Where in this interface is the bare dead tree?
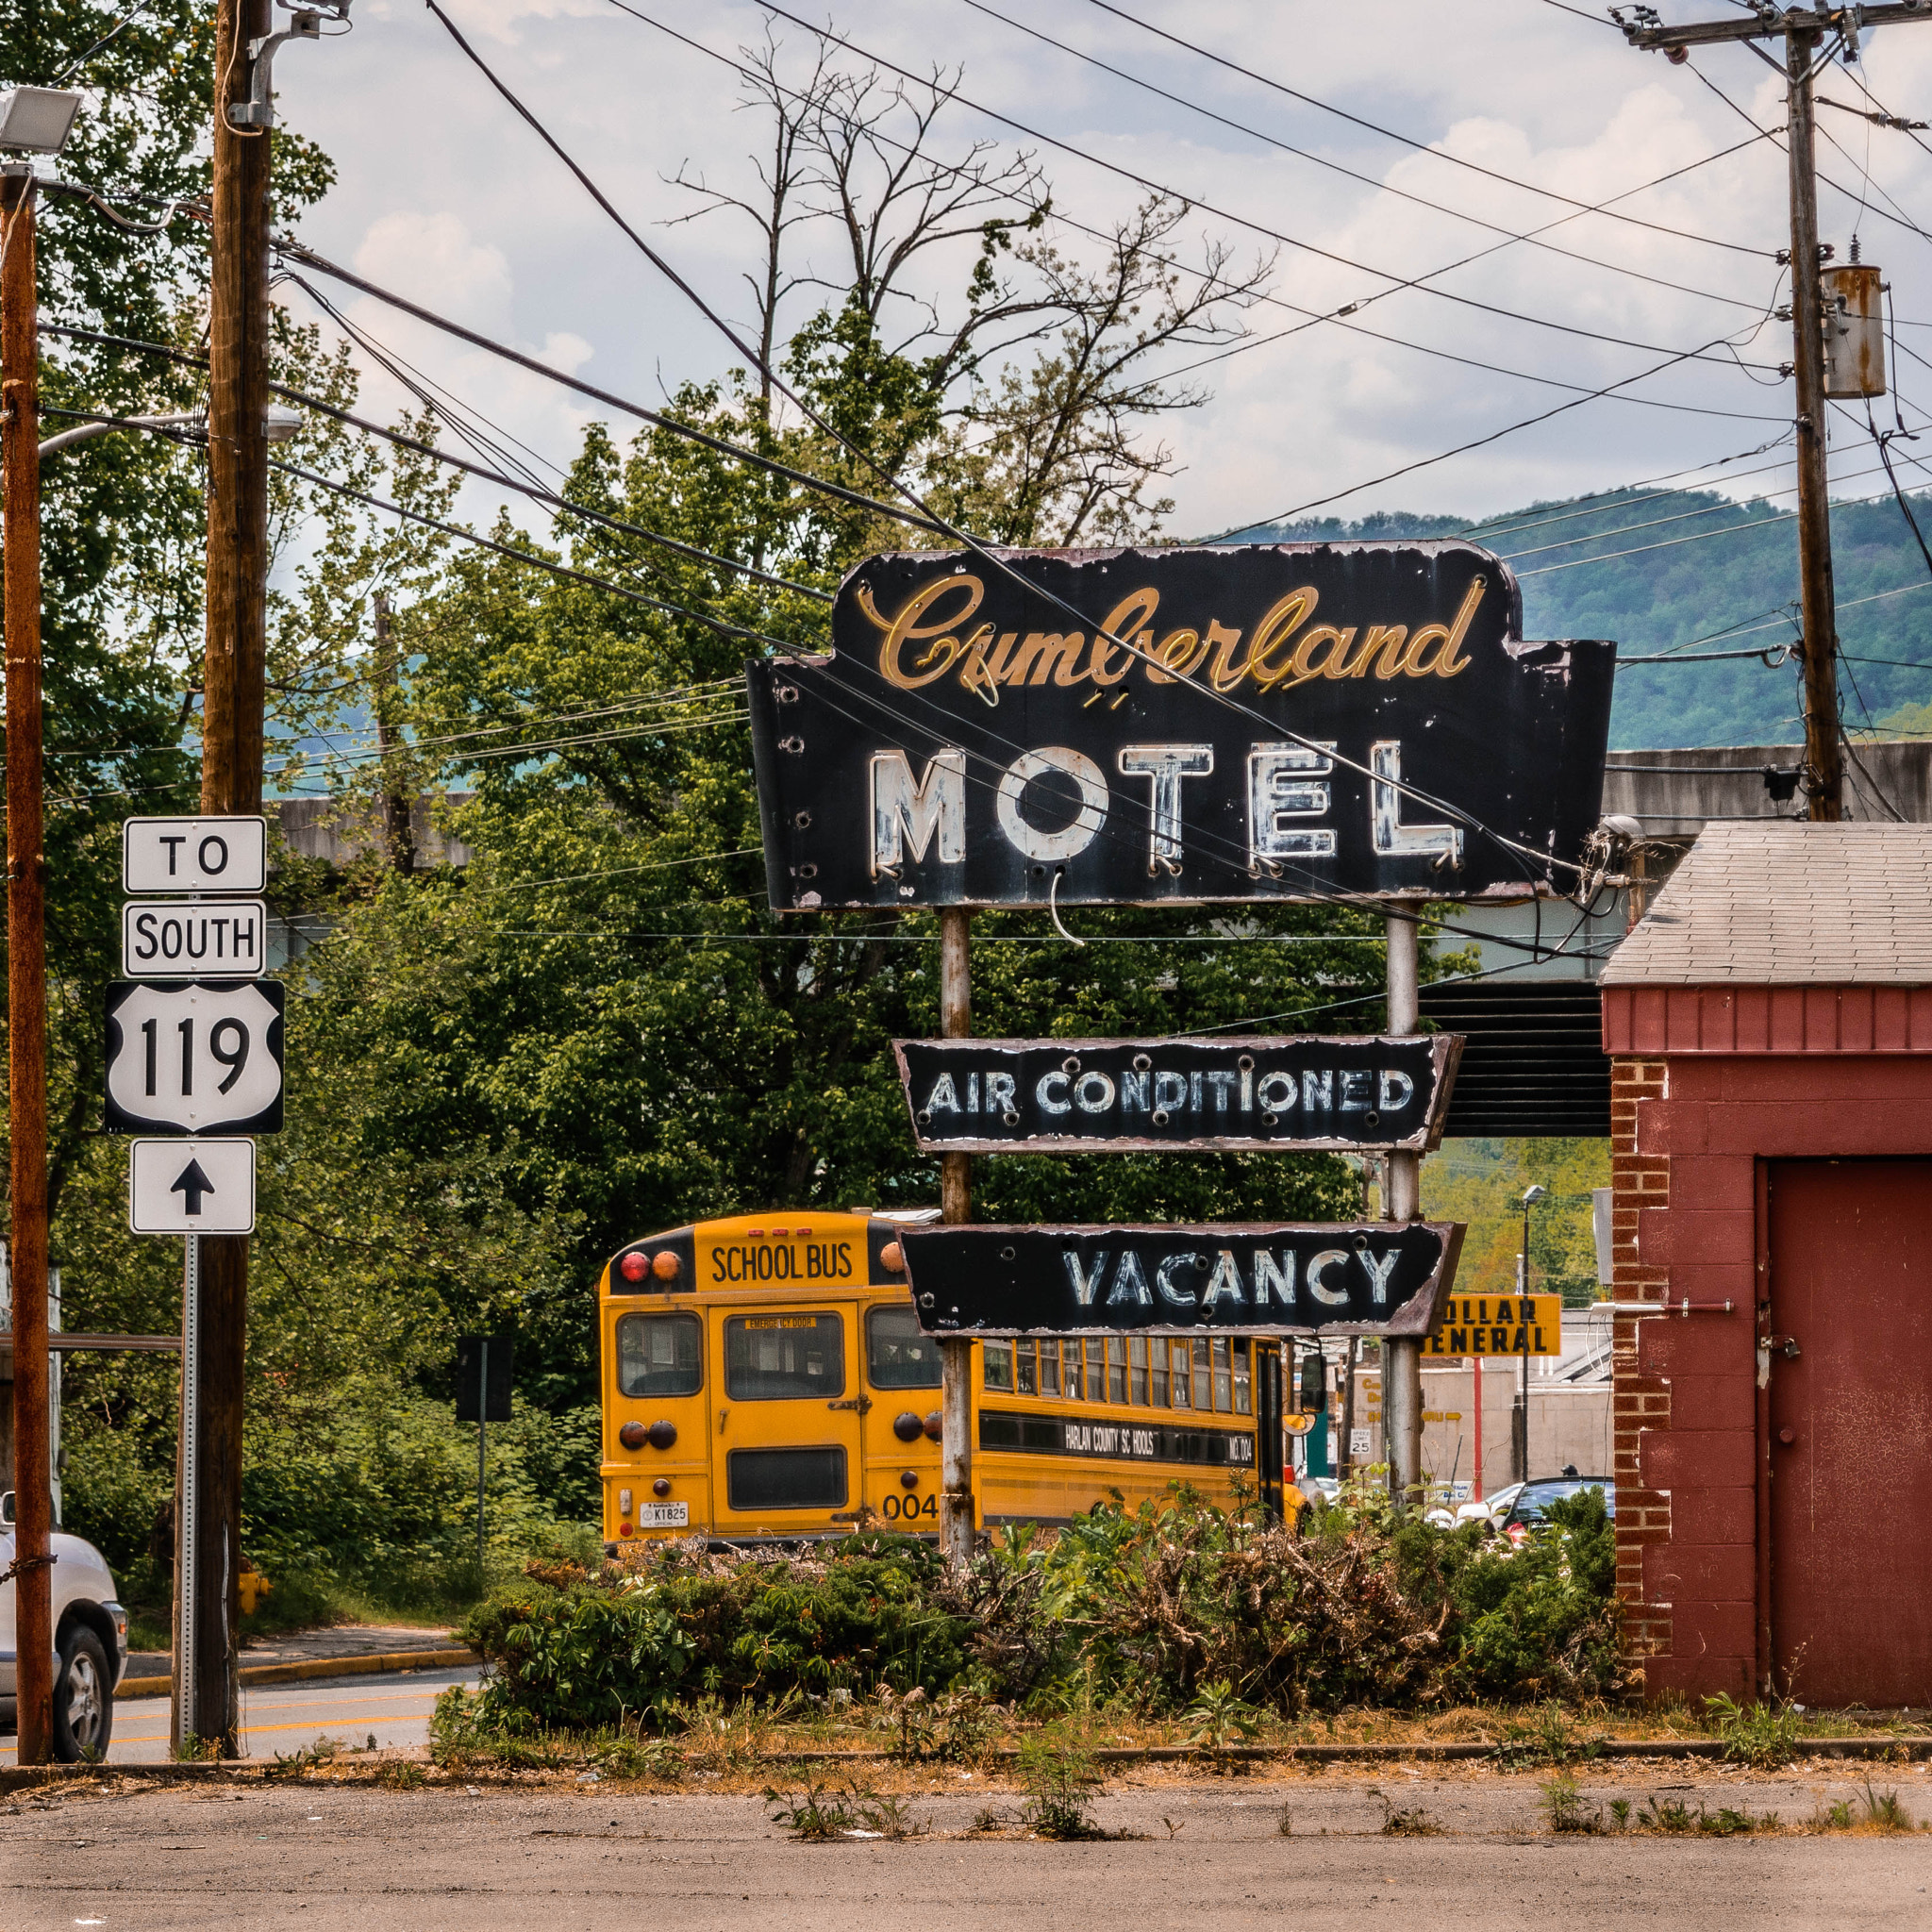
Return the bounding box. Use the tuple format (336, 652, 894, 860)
(663, 36, 1274, 544)
(665, 31, 842, 407)
(798, 63, 1049, 352)
(943, 200, 1274, 546)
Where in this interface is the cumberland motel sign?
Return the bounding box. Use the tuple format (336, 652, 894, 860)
(747, 544, 1615, 908)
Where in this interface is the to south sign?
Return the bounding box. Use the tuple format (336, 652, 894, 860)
(900, 1223, 1464, 1339)
(893, 1034, 1460, 1153)
(746, 543, 1613, 909)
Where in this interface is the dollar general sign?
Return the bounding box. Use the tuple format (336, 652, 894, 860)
(1423, 1292, 1562, 1359)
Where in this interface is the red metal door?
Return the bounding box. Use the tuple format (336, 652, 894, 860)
(1768, 1158, 1932, 1708)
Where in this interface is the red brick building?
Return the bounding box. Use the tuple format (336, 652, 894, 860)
(1600, 823, 1932, 1707)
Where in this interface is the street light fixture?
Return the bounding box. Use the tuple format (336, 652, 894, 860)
(0, 89, 82, 157)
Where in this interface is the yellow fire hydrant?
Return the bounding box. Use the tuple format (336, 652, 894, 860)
(238, 1563, 273, 1617)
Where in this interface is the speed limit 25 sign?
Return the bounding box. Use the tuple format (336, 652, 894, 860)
(104, 980, 285, 1134)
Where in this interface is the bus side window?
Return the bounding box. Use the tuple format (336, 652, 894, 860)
(866, 1306, 941, 1390)
(1016, 1340, 1037, 1395)
(1084, 1340, 1105, 1405)
(1171, 1341, 1191, 1409)
(1232, 1340, 1253, 1415)
(1041, 1339, 1061, 1398)
(617, 1311, 703, 1397)
(1106, 1336, 1126, 1406)
(984, 1341, 1014, 1392)
(1192, 1341, 1213, 1413)
(1151, 1339, 1169, 1408)
(1211, 1337, 1232, 1413)
(1129, 1335, 1148, 1406)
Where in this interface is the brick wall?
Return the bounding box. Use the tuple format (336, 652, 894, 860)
(1603, 991, 1932, 1705)
(1609, 1059, 1673, 1680)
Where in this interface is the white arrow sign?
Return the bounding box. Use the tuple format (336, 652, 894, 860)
(128, 1138, 257, 1234)
(122, 900, 269, 978)
(105, 980, 285, 1134)
(124, 815, 267, 894)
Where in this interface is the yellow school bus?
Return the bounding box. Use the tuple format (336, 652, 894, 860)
(598, 1209, 1289, 1545)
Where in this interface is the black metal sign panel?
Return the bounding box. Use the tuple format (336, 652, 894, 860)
(901, 1222, 1462, 1338)
(979, 1408, 1256, 1470)
(892, 1033, 1460, 1154)
(747, 543, 1613, 909)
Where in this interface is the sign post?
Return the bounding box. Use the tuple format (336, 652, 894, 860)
(455, 1336, 513, 1577)
(115, 813, 274, 1758)
(1383, 912, 1424, 1511)
(937, 908, 974, 1569)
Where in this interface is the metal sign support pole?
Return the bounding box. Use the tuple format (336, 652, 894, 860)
(172, 1231, 200, 1756)
(475, 1338, 488, 1575)
(937, 906, 974, 1568)
(1382, 912, 1424, 1513)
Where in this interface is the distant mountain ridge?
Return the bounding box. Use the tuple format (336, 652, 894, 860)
(1221, 489, 1932, 750)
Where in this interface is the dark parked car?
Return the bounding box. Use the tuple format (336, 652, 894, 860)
(1502, 1474, 1614, 1546)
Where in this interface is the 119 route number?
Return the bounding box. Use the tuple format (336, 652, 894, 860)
(105, 980, 285, 1135)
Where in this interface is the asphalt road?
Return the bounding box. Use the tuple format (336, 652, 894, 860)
(0, 1665, 477, 1766)
(5, 1775, 1932, 1930)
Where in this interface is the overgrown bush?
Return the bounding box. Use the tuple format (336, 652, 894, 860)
(463, 1534, 974, 1733)
(460, 1484, 1626, 1735)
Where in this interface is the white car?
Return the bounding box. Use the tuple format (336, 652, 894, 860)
(1454, 1481, 1525, 1529)
(1, 1501, 128, 1762)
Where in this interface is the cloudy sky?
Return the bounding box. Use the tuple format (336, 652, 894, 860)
(268, 0, 1932, 541)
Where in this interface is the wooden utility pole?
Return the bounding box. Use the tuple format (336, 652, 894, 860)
(191, 0, 275, 1756)
(937, 906, 974, 1566)
(1616, 7, 1932, 819)
(373, 592, 414, 872)
(2, 161, 54, 1766)
(1784, 26, 1842, 822)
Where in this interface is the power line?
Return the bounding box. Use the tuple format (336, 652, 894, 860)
(962, 0, 1776, 316)
(618, 3, 1790, 436)
(749, 1, 1789, 374)
(1079, 0, 1771, 258)
(268, 453, 808, 648)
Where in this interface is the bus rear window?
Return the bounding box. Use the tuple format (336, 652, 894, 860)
(616, 1312, 702, 1397)
(725, 1312, 845, 1399)
(866, 1306, 941, 1389)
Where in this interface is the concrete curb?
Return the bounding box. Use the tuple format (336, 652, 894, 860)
(115, 1647, 476, 1702)
(9, 1734, 1929, 1792)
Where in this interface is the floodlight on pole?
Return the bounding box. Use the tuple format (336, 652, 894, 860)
(0, 89, 82, 158)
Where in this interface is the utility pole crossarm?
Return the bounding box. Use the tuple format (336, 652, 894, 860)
(1616, 5, 1932, 50)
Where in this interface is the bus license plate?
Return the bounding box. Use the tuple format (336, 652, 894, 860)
(636, 1502, 689, 1527)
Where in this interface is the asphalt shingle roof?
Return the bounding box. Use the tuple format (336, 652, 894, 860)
(1601, 822, 1932, 986)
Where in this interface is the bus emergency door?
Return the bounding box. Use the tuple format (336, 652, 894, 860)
(707, 1301, 862, 1534)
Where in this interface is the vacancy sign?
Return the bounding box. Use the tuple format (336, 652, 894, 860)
(128, 1138, 257, 1234)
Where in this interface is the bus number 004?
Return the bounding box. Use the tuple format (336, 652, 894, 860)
(877, 1491, 937, 1522)
(141, 1015, 250, 1097)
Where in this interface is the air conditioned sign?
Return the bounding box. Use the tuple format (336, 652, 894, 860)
(747, 543, 1613, 908)
(892, 1033, 1459, 1153)
(901, 1222, 1463, 1338)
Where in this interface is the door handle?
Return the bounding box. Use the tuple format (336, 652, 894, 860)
(827, 1394, 873, 1415)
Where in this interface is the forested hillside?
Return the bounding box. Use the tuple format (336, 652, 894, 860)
(1231, 485, 1932, 749)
